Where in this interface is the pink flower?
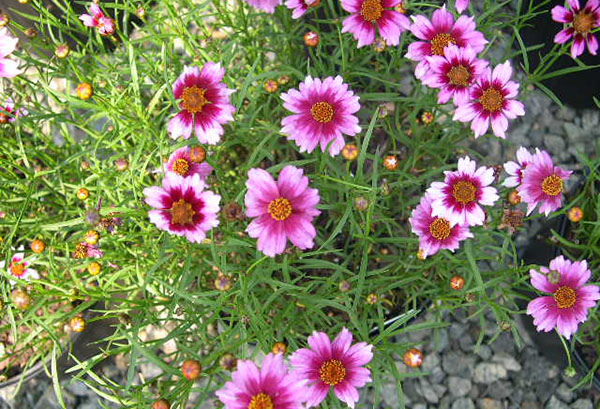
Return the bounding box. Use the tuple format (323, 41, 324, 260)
(502, 146, 537, 188)
(453, 61, 525, 138)
(0, 250, 38, 286)
(552, 0, 600, 59)
(409, 193, 474, 258)
(242, 0, 281, 13)
(244, 166, 320, 257)
(527, 256, 600, 339)
(2, 98, 28, 122)
(285, 0, 320, 19)
(422, 44, 488, 105)
(405, 5, 487, 79)
(341, 0, 410, 48)
(281, 76, 361, 156)
(455, 0, 469, 13)
(143, 173, 221, 243)
(168, 63, 235, 145)
(164, 147, 213, 180)
(216, 353, 307, 409)
(79, 3, 115, 36)
(289, 327, 373, 408)
(427, 156, 499, 227)
(0, 28, 21, 78)
(517, 150, 572, 216)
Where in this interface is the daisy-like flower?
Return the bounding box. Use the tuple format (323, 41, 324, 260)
(340, 0, 411, 48)
(552, 0, 600, 59)
(289, 327, 373, 408)
(405, 5, 487, 79)
(242, 0, 282, 13)
(422, 44, 488, 105)
(527, 256, 600, 339)
(455, 0, 469, 13)
(143, 173, 221, 243)
(0, 251, 39, 286)
(164, 147, 213, 180)
(286, 0, 320, 19)
(427, 156, 499, 226)
(245, 166, 320, 257)
(79, 2, 115, 36)
(502, 146, 537, 188)
(409, 193, 474, 258)
(1, 98, 28, 123)
(281, 76, 361, 156)
(517, 150, 572, 216)
(168, 63, 235, 145)
(216, 353, 306, 409)
(0, 28, 21, 78)
(453, 61, 525, 138)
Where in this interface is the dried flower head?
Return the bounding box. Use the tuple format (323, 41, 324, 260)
(365, 293, 378, 304)
(271, 342, 287, 354)
(339, 280, 351, 292)
(222, 202, 244, 221)
(372, 38, 387, 52)
(115, 158, 129, 171)
(383, 155, 398, 171)
(354, 196, 369, 211)
(403, 348, 424, 368)
(214, 274, 232, 291)
(449, 275, 465, 290)
(508, 190, 521, 205)
(76, 83, 93, 100)
(189, 146, 207, 163)
(303, 31, 319, 47)
(11, 289, 30, 310)
(30, 239, 45, 254)
(70, 316, 86, 332)
(181, 359, 202, 381)
(278, 75, 290, 85)
(498, 208, 524, 234)
(77, 188, 89, 200)
(341, 143, 359, 161)
(219, 353, 237, 371)
(264, 79, 278, 93)
(568, 206, 583, 222)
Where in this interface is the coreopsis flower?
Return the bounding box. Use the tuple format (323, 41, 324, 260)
(216, 353, 306, 409)
(341, 0, 411, 48)
(79, 3, 115, 36)
(168, 63, 235, 145)
(143, 173, 221, 243)
(427, 156, 499, 226)
(286, 0, 320, 19)
(517, 150, 572, 216)
(552, 0, 600, 58)
(164, 147, 213, 179)
(1, 250, 38, 285)
(244, 166, 320, 257)
(0, 28, 21, 78)
(455, 0, 469, 13)
(527, 256, 600, 338)
(453, 61, 525, 138)
(242, 0, 281, 13)
(422, 44, 488, 105)
(280, 76, 361, 156)
(409, 193, 473, 258)
(0, 98, 28, 123)
(502, 146, 537, 188)
(289, 327, 373, 408)
(405, 5, 487, 79)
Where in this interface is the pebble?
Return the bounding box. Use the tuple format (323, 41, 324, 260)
(476, 345, 492, 361)
(521, 401, 541, 409)
(448, 376, 472, 397)
(492, 353, 522, 372)
(553, 383, 573, 403)
(570, 399, 594, 409)
(544, 396, 569, 409)
(477, 398, 503, 409)
(474, 363, 508, 384)
(413, 404, 428, 409)
(485, 380, 513, 400)
(452, 397, 476, 409)
(543, 134, 566, 154)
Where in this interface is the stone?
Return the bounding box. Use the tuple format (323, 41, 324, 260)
(489, 333, 516, 355)
(449, 322, 468, 340)
(65, 380, 89, 397)
(508, 122, 532, 146)
(492, 353, 522, 372)
(563, 123, 586, 142)
(476, 345, 492, 361)
(419, 378, 440, 404)
(380, 379, 400, 407)
(421, 352, 440, 372)
(433, 384, 447, 399)
(554, 383, 573, 403)
(430, 328, 449, 352)
(570, 399, 593, 409)
(533, 380, 559, 404)
(452, 397, 475, 409)
(473, 363, 507, 384)
(439, 396, 452, 409)
(544, 396, 569, 409)
(543, 134, 566, 155)
(459, 333, 475, 352)
(443, 351, 474, 377)
(581, 109, 600, 131)
(448, 376, 472, 397)
(556, 106, 576, 121)
(485, 380, 512, 400)
(429, 366, 446, 384)
(402, 379, 422, 403)
(413, 404, 428, 409)
(477, 398, 503, 409)
(521, 402, 541, 409)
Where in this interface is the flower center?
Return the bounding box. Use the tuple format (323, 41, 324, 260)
(480, 88, 504, 113)
(310, 102, 334, 123)
(172, 158, 190, 176)
(447, 65, 471, 87)
(554, 286, 576, 309)
(360, 0, 383, 22)
(267, 198, 292, 221)
(170, 199, 196, 225)
(248, 393, 273, 409)
(429, 218, 451, 241)
(430, 33, 457, 56)
(181, 86, 208, 114)
(452, 180, 477, 205)
(541, 174, 563, 196)
(10, 262, 25, 277)
(319, 359, 346, 386)
(573, 12, 594, 34)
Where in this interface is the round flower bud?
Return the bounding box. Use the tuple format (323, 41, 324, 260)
(87, 262, 101, 276)
(449, 275, 464, 290)
(24, 28, 37, 38)
(271, 342, 286, 354)
(70, 316, 86, 332)
(80, 161, 90, 170)
(84, 230, 99, 245)
(403, 348, 423, 368)
(277, 75, 290, 85)
(420, 111, 434, 124)
(339, 280, 350, 292)
(372, 38, 386, 53)
(189, 146, 206, 163)
(152, 399, 170, 409)
(383, 155, 398, 171)
(214, 274, 232, 291)
(568, 206, 583, 223)
(18, 0, 30, 4)
(11, 289, 30, 310)
(354, 196, 369, 212)
(30, 239, 45, 254)
(76, 83, 93, 100)
(508, 190, 521, 205)
(365, 293, 378, 304)
(0, 13, 10, 27)
(465, 293, 476, 302)
(115, 158, 129, 171)
(303, 31, 319, 47)
(181, 359, 202, 380)
(219, 353, 237, 370)
(223, 202, 243, 221)
(77, 188, 89, 200)
(135, 7, 146, 19)
(263, 80, 278, 93)
(341, 143, 358, 161)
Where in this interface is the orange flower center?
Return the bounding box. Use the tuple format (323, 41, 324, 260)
(319, 359, 346, 386)
(480, 88, 504, 113)
(267, 198, 292, 221)
(429, 217, 451, 241)
(573, 11, 594, 34)
(182, 86, 208, 114)
(360, 0, 383, 22)
(541, 174, 563, 196)
(10, 262, 26, 277)
(172, 158, 190, 176)
(554, 286, 576, 309)
(452, 180, 477, 205)
(170, 199, 195, 225)
(430, 33, 457, 56)
(447, 65, 470, 87)
(248, 393, 273, 409)
(310, 102, 334, 123)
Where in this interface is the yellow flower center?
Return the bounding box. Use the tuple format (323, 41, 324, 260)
(541, 174, 563, 196)
(172, 158, 190, 176)
(452, 180, 477, 205)
(429, 217, 451, 241)
(447, 65, 471, 87)
(554, 286, 576, 309)
(248, 393, 273, 409)
(430, 33, 457, 56)
(10, 262, 25, 277)
(360, 0, 383, 22)
(182, 86, 208, 114)
(480, 88, 504, 113)
(267, 198, 292, 221)
(170, 199, 196, 225)
(319, 359, 346, 386)
(310, 102, 334, 123)
(573, 11, 594, 34)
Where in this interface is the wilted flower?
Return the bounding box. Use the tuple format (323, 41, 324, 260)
(79, 2, 115, 36)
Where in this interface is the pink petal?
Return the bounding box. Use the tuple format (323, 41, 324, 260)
(551, 6, 573, 23)
(554, 28, 573, 44)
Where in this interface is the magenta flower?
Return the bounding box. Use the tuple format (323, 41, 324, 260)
(2, 98, 28, 122)
(164, 147, 213, 180)
(168, 63, 235, 145)
(245, 166, 320, 257)
(427, 156, 499, 227)
(242, 0, 281, 13)
(405, 5, 487, 79)
(281, 76, 361, 156)
(340, 0, 410, 48)
(455, 0, 469, 13)
(502, 146, 537, 188)
(285, 0, 320, 19)
(422, 44, 488, 105)
(517, 150, 572, 216)
(552, 0, 600, 58)
(215, 353, 307, 409)
(79, 3, 115, 36)
(409, 193, 474, 258)
(527, 256, 600, 339)
(289, 327, 373, 408)
(0, 250, 38, 286)
(453, 61, 525, 138)
(143, 173, 221, 243)
(0, 28, 21, 78)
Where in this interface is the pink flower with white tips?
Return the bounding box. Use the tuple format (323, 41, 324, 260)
(285, 0, 320, 19)
(453, 61, 525, 138)
(0, 250, 39, 286)
(405, 5, 487, 79)
(552, 0, 600, 59)
(79, 3, 115, 36)
(455, 0, 469, 13)
(164, 147, 213, 180)
(502, 146, 537, 188)
(0, 28, 21, 78)
(427, 156, 499, 227)
(2, 98, 28, 122)
(341, 0, 411, 48)
(242, 0, 281, 13)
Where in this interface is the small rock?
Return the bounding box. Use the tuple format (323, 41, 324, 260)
(492, 353, 522, 372)
(65, 381, 89, 397)
(521, 402, 541, 409)
(485, 380, 512, 400)
(413, 404, 428, 409)
(422, 353, 440, 372)
(429, 366, 446, 384)
(474, 363, 508, 384)
(476, 345, 492, 361)
(563, 123, 586, 142)
(477, 398, 503, 409)
(433, 384, 447, 399)
(459, 333, 475, 352)
(403, 379, 422, 402)
(556, 106, 576, 121)
(449, 323, 468, 340)
(443, 352, 474, 377)
(554, 383, 573, 403)
(452, 397, 475, 409)
(533, 380, 559, 404)
(419, 378, 440, 404)
(489, 333, 515, 355)
(439, 396, 452, 409)
(544, 396, 569, 409)
(543, 134, 566, 155)
(448, 376, 472, 397)
(570, 399, 593, 409)
(581, 109, 599, 131)
(430, 328, 449, 352)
